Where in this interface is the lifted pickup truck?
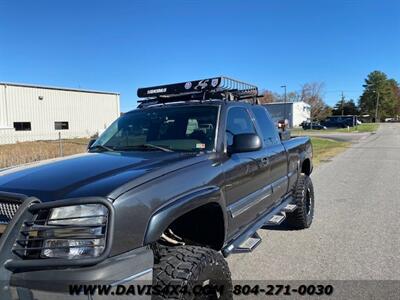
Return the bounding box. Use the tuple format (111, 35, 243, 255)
(0, 77, 314, 299)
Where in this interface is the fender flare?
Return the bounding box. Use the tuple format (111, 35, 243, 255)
(143, 186, 227, 245)
(299, 143, 313, 175)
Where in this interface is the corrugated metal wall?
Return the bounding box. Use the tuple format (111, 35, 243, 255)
(0, 83, 120, 144)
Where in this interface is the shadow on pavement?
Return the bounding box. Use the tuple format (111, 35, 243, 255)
(261, 224, 302, 231)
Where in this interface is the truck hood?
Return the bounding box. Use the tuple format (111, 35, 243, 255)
(0, 151, 205, 202)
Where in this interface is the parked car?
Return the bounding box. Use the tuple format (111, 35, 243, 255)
(0, 77, 314, 299)
(322, 115, 359, 127)
(384, 118, 400, 123)
(321, 119, 348, 128)
(302, 122, 327, 130)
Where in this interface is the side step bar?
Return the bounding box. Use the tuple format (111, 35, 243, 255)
(267, 214, 286, 225)
(267, 204, 297, 225)
(230, 232, 261, 254)
(283, 204, 297, 212)
(222, 196, 296, 257)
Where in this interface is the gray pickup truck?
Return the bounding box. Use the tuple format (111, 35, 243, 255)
(0, 77, 314, 299)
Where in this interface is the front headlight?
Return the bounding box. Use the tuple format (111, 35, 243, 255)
(47, 204, 108, 226)
(40, 204, 108, 259)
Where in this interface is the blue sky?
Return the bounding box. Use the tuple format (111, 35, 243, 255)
(1, 0, 399, 112)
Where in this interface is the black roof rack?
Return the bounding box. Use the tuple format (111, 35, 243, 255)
(137, 76, 260, 107)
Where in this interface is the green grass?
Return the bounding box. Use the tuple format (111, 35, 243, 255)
(292, 123, 379, 135)
(335, 123, 379, 133)
(311, 137, 350, 165)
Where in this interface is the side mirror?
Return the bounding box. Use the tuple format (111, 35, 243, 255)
(228, 133, 261, 154)
(277, 119, 289, 131)
(87, 139, 96, 150)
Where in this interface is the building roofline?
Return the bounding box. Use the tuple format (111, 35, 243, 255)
(263, 101, 310, 105)
(0, 82, 120, 95)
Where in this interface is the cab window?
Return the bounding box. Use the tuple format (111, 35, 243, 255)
(226, 107, 256, 147)
(251, 106, 280, 146)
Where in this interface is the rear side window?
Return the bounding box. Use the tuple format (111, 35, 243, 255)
(251, 106, 280, 146)
(226, 107, 255, 146)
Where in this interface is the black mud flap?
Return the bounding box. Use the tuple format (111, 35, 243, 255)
(0, 197, 40, 300)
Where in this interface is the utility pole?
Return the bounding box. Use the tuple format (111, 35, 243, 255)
(341, 91, 345, 116)
(368, 83, 380, 123)
(281, 85, 287, 122)
(375, 91, 380, 123)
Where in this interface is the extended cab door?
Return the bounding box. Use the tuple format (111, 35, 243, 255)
(223, 106, 272, 235)
(250, 106, 289, 206)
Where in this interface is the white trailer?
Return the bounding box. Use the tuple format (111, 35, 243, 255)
(264, 101, 311, 128)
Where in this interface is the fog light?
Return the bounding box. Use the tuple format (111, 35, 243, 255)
(42, 239, 105, 259)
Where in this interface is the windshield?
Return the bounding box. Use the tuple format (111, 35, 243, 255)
(92, 105, 219, 152)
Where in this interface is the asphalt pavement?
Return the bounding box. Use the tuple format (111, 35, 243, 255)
(228, 123, 400, 280)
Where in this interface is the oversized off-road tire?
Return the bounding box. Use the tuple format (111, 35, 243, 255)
(285, 173, 314, 229)
(152, 245, 233, 300)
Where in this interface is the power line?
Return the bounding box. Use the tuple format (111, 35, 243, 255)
(324, 89, 364, 93)
(263, 88, 364, 94)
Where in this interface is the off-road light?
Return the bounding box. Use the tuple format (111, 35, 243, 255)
(42, 238, 104, 259)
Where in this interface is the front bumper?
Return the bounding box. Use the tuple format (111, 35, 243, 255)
(8, 247, 153, 300)
(0, 194, 153, 300)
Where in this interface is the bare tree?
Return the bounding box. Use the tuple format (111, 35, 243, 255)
(259, 90, 279, 104)
(300, 82, 331, 120)
(259, 83, 331, 120)
(286, 91, 301, 102)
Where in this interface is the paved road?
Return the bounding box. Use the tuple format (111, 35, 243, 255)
(228, 123, 400, 280)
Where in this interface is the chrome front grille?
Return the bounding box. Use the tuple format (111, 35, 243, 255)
(0, 201, 20, 224)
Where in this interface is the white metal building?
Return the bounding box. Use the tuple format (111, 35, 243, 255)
(0, 83, 120, 144)
(264, 101, 311, 128)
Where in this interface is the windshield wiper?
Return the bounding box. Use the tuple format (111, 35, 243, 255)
(89, 144, 115, 152)
(115, 144, 174, 152)
(114, 144, 174, 152)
